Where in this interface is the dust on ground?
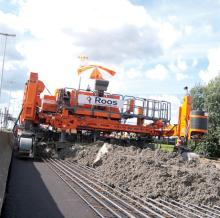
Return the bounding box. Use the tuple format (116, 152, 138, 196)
(61, 142, 220, 206)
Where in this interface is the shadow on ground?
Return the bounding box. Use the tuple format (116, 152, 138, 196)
(1, 157, 65, 218)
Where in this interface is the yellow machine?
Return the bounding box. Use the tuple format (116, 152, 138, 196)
(176, 93, 208, 140)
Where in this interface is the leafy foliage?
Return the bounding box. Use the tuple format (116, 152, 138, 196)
(190, 76, 220, 157)
(190, 84, 205, 110)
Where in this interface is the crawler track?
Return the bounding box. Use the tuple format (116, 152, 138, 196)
(44, 158, 220, 218)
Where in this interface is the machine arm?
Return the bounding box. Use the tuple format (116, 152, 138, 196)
(19, 72, 45, 127)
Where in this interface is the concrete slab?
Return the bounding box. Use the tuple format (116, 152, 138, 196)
(0, 131, 12, 214)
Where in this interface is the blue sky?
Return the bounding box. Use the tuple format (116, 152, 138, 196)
(0, 0, 220, 121)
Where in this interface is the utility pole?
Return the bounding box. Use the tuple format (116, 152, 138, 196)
(0, 32, 16, 101)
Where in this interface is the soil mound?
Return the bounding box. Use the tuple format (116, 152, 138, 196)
(65, 143, 220, 206)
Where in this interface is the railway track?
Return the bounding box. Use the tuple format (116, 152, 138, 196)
(44, 158, 220, 218)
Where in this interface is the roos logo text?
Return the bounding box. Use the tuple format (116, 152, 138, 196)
(94, 97, 117, 106)
(78, 94, 124, 108)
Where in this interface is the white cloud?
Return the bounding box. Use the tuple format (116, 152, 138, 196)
(0, 11, 22, 32)
(199, 47, 220, 83)
(168, 63, 177, 72)
(168, 58, 188, 81)
(126, 68, 141, 79)
(146, 64, 168, 80)
(0, 8, 27, 99)
(202, 25, 213, 35)
(184, 25, 193, 35)
(12, 0, 161, 92)
(192, 59, 198, 67)
(168, 16, 178, 23)
(177, 58, 187, 71)
(9, 0, 182, 93)
(176, 72, 187, 81)
(157, 21, 182, 49)
(0, 0, 184, 97)
(19, 0, 155, 35)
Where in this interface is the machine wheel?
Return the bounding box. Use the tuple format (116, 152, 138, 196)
(18, 136, 34, 158)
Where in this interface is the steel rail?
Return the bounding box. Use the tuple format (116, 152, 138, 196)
(63, 160, 167, 217)
(66, 160, 208, 218)
(66, 160, 99, 174)
(52, 158, 148, 218)
(200, 204, 220, 215)
(45, 159, 125, 218)
(64, 160, 175, 218)
(174, 200, 213, 218)
(43, 159, 105, 218)
(114, 187, 176, 218)
(45, 159, 124, 218)
(177, 200, 220, 217)
(145, 197, 188, 218)
(49, 159, 145, 218)
(66, 160, 202, 218)
(214, 205, 220, 211)
(58, 159, 220, 218)
(159, 199, 202, 218)
(53, 159, 153, 218)
(45, 158, 130, 218)
(66, 160, 220, 218)
(169, 199, 211, 218)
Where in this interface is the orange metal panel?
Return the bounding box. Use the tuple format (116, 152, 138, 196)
(190, 129, 208, 133)
(190, 115, 208, 119)
(39, 112, 163, 135)
(20, 72, 45, 124)
(41, 95, 57, 112)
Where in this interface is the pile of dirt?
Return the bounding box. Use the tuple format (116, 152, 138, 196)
(63, 141, 105, 166)
(65, 143, 220, 206)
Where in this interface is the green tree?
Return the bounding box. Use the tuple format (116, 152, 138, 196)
(190, 76, 220, 157)
(190, 84, 205, 110)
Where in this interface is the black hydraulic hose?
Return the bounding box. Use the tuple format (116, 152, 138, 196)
(45, 85, 52, 96)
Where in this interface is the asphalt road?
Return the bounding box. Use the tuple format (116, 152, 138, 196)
(1, 157, 97, 218)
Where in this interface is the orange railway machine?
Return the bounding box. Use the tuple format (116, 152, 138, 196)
(15, 68, 208, 157)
